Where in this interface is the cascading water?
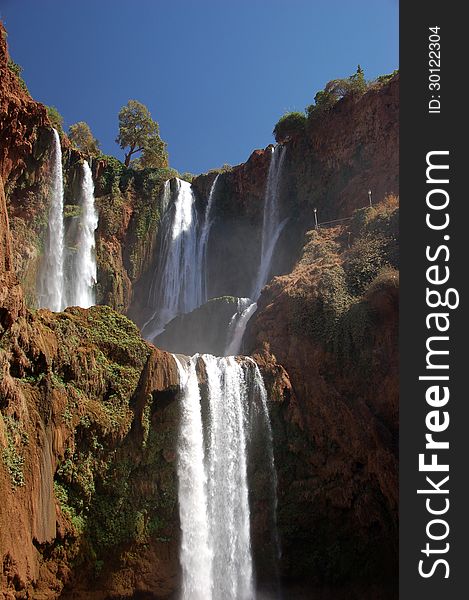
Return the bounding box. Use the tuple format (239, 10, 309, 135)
(204, 354, 254, 600)
(140, 161, 281, 597)
(38, 128, 65, 311)
(142, 179, 203, 340)
(175, 356, 213, 600)
(225, 298, 258, 356)
(252, 145, 287, 300)
(71, 160, 98, 308)
(198, 174, 219, 302)
(175, 353, 278, 600)
(225, 145, 287, 355)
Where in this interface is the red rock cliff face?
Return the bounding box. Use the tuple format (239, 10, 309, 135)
(0, 22, 61, 310)
(285, 76, 399, 222)
(0, 306, 181, 598)
(247, 199, 399, 597)
(0, 23, 30, 332)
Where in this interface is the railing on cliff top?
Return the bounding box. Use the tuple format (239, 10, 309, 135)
(314, 189, 374, 229)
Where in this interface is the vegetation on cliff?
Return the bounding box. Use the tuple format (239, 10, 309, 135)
(117, 99, 168, 168)
(290, 195, 398, 367)
(274, 65, 398, 142)
(1, 305, 179, 593)
(1, 16, 399, 597)
(69, 121, 100, 156)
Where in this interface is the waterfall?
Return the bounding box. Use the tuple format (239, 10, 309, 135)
(225, 145, 287, 355)
(204, 354, 254, 600)
(224, 298, 258, 356)
(38, 129, 65, 311)
(198, 174, 219, 302)
(143, 176, 219, 341)
(252, 145, 287, 300)
(71, 160, 98, 308)
(175, 353, 279, 599)
(175, 356, 213, 600)
(142, 179, 203, 340)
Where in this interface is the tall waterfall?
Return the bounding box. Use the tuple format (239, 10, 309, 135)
(198, 174, 219, 302)
(71, 160, 98, 308)
(225, 145, 286, 356)
(175, 356, 213, 600)
(176, 353, 277, 600)
(252, 145, 287, 300)
(142, 179, 202, 340)
(142, 176, 219, 341)
(38, 128, 65, 312)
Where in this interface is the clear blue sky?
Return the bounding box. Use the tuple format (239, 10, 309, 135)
(1, 0, 398, 174)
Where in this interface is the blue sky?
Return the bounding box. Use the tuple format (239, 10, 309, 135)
(1, 0, 398, 174)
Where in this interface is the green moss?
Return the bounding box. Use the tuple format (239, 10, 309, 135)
(1, 415, 28, 488)
(95, 155, 126, 196)
(63, 204, 82, 219)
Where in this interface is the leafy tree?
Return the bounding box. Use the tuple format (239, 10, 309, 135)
(348, 64, 367, 93)
(306, 65, 368, 118)
(46, 105, 64, 133)
(116, 100, 168, 168)
(136, 134, 168, 169)
(69, 121, 100, 155)
(273, 111, 307, 143)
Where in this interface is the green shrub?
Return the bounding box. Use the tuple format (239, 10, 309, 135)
(290, 264, 353, 344)
(366, 266, 399, 297)
(273, 111, 307, 143)
(95, 155, 126, 196)
(306, 65, 368, 119)
(46, 105, 64, 134)
(208, 163, 233, 175)
(180, 172, 195, 183)
(1, 415, 28, 488)
(7, 59, 29, 94)
(375, 69, 399, 85)
(344, 234, 389, 296)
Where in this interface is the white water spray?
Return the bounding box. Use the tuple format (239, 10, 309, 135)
(204, 354, 255, 600)
(225, 298, 258, 356)
(143, 179, 203, 340)
(175, 355, 213, 600)
(176, 354, 278, 600)
(252, 145, 287, 300)
(225, 146, 287, 355)
(143, 176, 220, 341)
(38, 129, 65, 311)
(71, 160, 98, 308)
(198, 174, 219, 302)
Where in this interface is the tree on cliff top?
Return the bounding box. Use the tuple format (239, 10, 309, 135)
(116, 100, 168, 168)
(307, 65, 368, 118)
(273, 111, 307, 143)
(69, 121, 100, 155)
